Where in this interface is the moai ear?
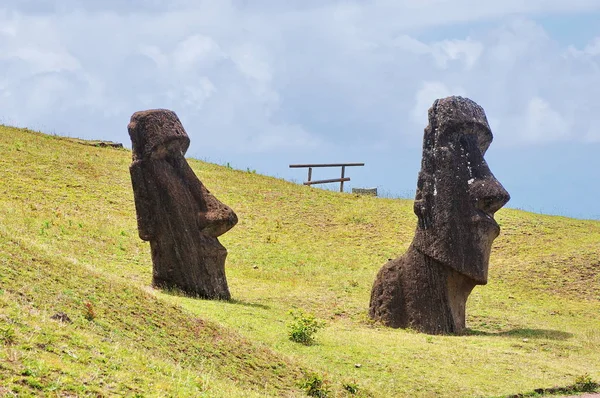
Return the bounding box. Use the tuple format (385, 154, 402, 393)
(413, 170, 434, 227)
(414, 192, 425, 220)
(129, 161, 157, 241)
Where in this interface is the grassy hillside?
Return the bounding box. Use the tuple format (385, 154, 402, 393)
(1, 125, 599, 397)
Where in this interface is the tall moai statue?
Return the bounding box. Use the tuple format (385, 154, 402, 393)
(369, 96, 510, 334)
(128, 109, 238, 299)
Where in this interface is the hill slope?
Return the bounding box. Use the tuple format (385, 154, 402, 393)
(1, 125, 599, 397)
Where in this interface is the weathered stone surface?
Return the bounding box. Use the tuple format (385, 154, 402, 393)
(128, 109, 238, 299)
(50, 312, 72, 323)
(369, 96, 510, 334)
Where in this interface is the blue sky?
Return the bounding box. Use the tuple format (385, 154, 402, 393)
(1, 1, 599, 219)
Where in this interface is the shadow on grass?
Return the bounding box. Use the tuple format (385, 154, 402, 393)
(226, 298, 270, 310)
(501, 375, 598, 398)
(158, 288, 270, 309)
(466, 328, 573, 340)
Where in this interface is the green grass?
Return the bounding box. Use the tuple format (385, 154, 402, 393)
(1, 125, 599, 397)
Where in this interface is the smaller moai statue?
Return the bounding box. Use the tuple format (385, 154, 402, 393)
(128, 109, 238, 299)
(369, 96, 510, 334)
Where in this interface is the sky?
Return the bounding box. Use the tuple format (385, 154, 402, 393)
(1, 1, 599, 219)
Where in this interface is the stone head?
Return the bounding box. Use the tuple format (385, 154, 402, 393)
(128, 109, 190, 161)
(412, 96, 510, 284)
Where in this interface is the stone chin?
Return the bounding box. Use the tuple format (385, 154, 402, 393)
(411, 215, 498, 285)
(464, 216, 500, 285)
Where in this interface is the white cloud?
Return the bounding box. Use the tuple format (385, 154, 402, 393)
(486, 19, 551, 70)
(390, 35, 430, 54)
(431, 38, 484, 70)
(583, 129, 600, 143)
(568, 36, 600, 57)
(138, 45, 168, 69)
(583, 37, 600, 56)
(170, 78, 216, 111)
(0, 21, 16, 37)
(523, 97, 570, 142)
(230, 43, 272, 84)
(389, 35, 484, 70)
(5, 47, 81, 73)
(171, 35, 225, 73)
(0, 2, 598, 154)
(243, 123, 321, 153)
(412, 81, 467, 123)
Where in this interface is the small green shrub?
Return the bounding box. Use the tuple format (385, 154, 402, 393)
(40, 220, 51, 235)
(574, 373, 598, 392)
(343, 381, 360, 394)
(1, 326, 15, 345)
(299, 373, 330, 397)
(24, 377, 44, 390)
(83, 301, 96, 321)
(288, 310, 324, 345)
(21, 368, 34, 376)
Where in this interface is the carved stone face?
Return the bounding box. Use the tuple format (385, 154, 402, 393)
(412, 96, 510, 284)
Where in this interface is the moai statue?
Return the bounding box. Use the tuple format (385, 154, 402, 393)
(369, 96, 510, 334)
(128, 109, 238, 299)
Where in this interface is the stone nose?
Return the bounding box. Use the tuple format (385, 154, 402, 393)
(469, 176, 510, 215)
